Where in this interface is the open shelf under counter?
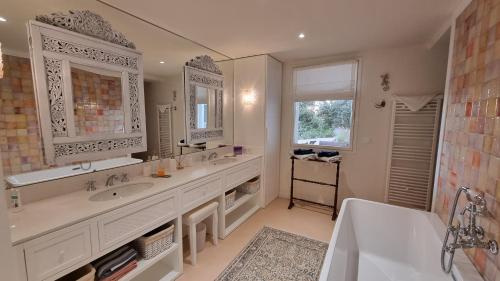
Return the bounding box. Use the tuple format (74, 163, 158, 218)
(223, 191, 261, 237)
(224, 192, 259, 215)
(120, 243, 180, 281)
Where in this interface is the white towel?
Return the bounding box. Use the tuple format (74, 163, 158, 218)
(392, 93, 440, 111)
(317, 155, 342, 163)
(289, 151, 317, 160)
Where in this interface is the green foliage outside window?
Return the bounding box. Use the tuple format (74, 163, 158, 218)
(296, 100, 352, 146)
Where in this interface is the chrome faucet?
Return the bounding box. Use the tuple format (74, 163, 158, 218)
(85, 180, 96, 192)
(441, 186, 498, 273)
(105, 174, 119, 187)
(208, 152, 218, 160)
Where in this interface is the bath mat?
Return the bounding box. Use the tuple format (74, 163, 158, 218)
(215, 227, 328, 281)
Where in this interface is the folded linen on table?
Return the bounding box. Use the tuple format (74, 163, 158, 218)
(289, 151, 317, 160)
(94, 245, 138, 279)
(293, 148, 314, 155)
(317, 155, 342, 163)
(317, 151, 339, 158)
(100, 260, 138, 281)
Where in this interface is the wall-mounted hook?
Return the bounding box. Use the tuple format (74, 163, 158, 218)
(375, 99, 386, 109)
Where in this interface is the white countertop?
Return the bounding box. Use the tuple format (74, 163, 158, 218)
(8, 154, 262, 245)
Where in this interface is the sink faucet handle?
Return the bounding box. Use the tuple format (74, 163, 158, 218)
(120, 173, 129, 182)
(85, 180, 96, 192)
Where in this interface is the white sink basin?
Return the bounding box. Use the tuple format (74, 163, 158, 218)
(210, 157, 238, 165)
(89, 182, 154, 202)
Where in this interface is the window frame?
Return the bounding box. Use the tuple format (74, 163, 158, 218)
(291, 58, 361, 151)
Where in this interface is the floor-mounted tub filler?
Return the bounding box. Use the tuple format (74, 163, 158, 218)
(319, 198, 486, 281)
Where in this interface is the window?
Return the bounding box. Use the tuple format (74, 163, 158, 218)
(293, 60, 358, 149)
(197, 104, 208, 128)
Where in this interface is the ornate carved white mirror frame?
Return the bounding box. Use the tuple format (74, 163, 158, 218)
(27, 11, 147, 165)
(184, 55, 224, 144)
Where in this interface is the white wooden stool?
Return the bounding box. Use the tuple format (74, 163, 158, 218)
(182, 201, 219, 265)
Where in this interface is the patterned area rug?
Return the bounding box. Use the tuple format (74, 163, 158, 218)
(215, 227, 328, 281)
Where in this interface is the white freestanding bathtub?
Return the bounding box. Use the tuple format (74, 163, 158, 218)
(319, 199, 483, 281)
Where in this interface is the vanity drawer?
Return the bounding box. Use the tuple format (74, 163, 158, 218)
(224, 158, 261, 190)
(97, 191, 176, 251)
(24, 224, 92, 281)
(181, 175, 222, 212)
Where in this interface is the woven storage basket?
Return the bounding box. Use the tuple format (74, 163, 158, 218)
(225, 189, 236, 209)
(237, 177, 260, 194)
(133, 224, 174, 260)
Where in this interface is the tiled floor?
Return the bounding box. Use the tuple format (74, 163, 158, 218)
(177, 198, 336, 281)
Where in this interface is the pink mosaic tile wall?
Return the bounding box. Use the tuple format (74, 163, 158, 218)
(0, 55, 47, 175)
(435, 0, 500, 279)
(71, 67, 125, 136)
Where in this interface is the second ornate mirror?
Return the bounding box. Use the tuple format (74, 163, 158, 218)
(184, 56, 224, 144)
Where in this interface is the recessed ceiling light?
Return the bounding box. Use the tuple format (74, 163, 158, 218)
(0, 17, 7, 22)
(298, 33, 305, 39)
(159, 61, 165, 64)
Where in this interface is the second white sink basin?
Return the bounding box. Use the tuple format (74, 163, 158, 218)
(210, 157, 238, 165)
(89, 182, 154, 202)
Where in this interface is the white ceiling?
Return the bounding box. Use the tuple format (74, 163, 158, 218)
(0, 0, 229, 78)
(101, 0, 460, 61)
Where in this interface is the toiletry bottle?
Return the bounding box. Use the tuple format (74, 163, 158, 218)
(151, 155, 158, 175)
(10, 189, 23, 212)
(143, 156, 152, 177)
(157, 158, 165, 177)
(169, 157, 177, 171)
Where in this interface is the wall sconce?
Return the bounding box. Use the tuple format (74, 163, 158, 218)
(242, 89, 256, 105)
(0, 42, 3, 79)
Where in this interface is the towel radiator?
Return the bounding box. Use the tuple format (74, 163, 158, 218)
(385, 97, 442, 210)
(157, 104, 174, 159)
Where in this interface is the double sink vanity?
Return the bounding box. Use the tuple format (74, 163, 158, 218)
(9, 154, 263, 281)
(1, 4, 274, 281)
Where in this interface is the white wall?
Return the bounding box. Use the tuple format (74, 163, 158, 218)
(234, 56, 267, 148)
(279, 44, 449, 205)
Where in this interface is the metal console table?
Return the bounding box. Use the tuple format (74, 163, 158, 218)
(287, 156, 341, 220)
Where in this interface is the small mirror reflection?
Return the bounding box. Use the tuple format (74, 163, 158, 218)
(71, 65, 125, 136)
(195, 86, 216, 129)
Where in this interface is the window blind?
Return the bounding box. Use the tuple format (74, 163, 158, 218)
(293, 60, 358, 101)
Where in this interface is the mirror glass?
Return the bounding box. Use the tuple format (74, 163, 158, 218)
(0, 0, 233, 186)
(195, 86, 217, 129)
(71, 65, 125, 136)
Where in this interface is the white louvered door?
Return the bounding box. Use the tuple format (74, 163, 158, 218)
(157, 105, 174, 159)
(386, 97, 442, 210)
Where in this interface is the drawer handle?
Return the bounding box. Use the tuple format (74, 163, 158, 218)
(58, 250, 65, 263)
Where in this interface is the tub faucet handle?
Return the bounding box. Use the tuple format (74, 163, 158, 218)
(489, 240, 499, 255)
